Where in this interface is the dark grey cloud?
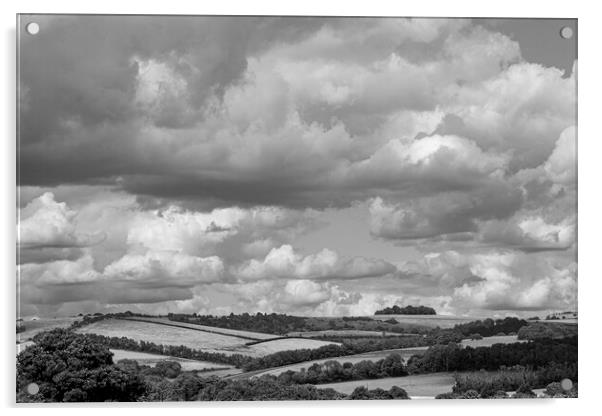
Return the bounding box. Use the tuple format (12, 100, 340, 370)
(19, 16, 569, 210)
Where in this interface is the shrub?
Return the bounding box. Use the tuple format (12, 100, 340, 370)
(544, 382, 564, 397)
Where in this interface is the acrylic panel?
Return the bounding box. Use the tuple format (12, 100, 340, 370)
(16, 15, 577, 402)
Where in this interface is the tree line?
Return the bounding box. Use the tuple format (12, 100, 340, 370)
(252, 337, 577, 387)
(406, 336, 577, 374)
(449, 363, 577, 398)
(167, 312, 429, 336)
(451, 317, 527, 338)
(517, 322, 578, 340)
(268, 353, 407, 385)
(374, 305, 436, 315)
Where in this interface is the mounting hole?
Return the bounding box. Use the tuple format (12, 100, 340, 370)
(560, 378, 573, 391)
(26, 22, 40, 35)
(560, 26, 573, 40)
(26, 382, 40, 395)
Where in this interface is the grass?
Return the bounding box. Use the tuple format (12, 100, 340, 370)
(319, 372, 456, 398)
(246, 338, 339, 356)
(131, 317, 277, 340)
(110, 349, 233, 372)
(76, 318, 248, 352)
(460, 335, 527, 348)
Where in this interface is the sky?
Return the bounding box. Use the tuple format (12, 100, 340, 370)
(17, 16, 577, 318)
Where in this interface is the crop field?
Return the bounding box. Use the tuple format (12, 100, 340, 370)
(110, 349, 233, 372)
(460, 335, 527, 348)
(286, 330, 411, 338)
(370, 314, 480, 329)
(318, 372, 456, 398)
(243, 346, 428, 379)
(129, 317, 277, 340)
(245, 338, 339, 356)
(17, 316, 79, 342)
(76, 319, 338, 357)
(76, 318, 248, 352)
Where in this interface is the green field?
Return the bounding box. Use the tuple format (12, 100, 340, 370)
(246, 338, 339, 356)
(319, 372, 456, 398)
(130, 317, 277, 340)
(370, 315, 480, 329)
(76, 318, 248, 352)
(460, 335, 526, 348)
(110, 349, 234, 372)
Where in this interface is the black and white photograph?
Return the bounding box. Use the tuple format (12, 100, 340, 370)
(16, 14, 577, 402)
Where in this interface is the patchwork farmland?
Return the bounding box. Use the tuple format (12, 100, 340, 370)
(75, 317, 339, 357)
(231, 346, 429, 380)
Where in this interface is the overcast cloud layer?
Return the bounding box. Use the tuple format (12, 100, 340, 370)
(17, 16, 576, 318)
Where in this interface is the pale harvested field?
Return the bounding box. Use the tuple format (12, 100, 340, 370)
(127, 317, 277, 340)
(76, 319, 247, 352)
(460, 335, 527, 348)
(110, 349, 233, 372)
(370, 315, 479, 329)
(319, 372, 455, 398)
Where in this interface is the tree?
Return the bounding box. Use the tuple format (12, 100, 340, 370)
(17, 329, 146, 402)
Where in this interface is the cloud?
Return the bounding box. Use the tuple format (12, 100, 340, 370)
(18, 17, 574, 210)
(478, 214, 576, 252)
(16, 17, 577, 316)
(369, 180, 523, 241)
(438, 63, 575, 170)
(20, 255, 101, 285)
(401, 250, 577, 312)
(125, 204, 321, 263)
(545, 126, 577, 186)
(234, 244, 397, 281)
(19, 192, 105, 250)
(103, 251, 224, 285)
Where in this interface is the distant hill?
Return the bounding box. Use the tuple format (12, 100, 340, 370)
(545, 311, 577, 320)
(374, 305, 436, 315)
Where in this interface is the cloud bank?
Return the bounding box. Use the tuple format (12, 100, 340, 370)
(17, 17, 576, 317)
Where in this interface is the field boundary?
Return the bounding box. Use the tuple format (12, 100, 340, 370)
(243, 336, 292, 346)
(118, 317, 274, 342)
